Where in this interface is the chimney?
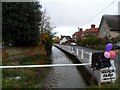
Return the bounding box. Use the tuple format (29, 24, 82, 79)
(79, 28, 83, 31)
(78, 27, 83, 31)
(91, 24, 95, 28)
(60, 35, 63, 38)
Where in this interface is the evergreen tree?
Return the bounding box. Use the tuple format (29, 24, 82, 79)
(2, 2, 42, 46)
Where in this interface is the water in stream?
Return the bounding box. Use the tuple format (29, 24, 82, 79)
(41, 46, 87, 88)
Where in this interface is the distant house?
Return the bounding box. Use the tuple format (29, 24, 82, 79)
(72, 28, 84, 42)
(59, 36, 72, 44)
(99, 15, 120, 39)
(83, 24, 99, 37)
(72, 24, 99, 42)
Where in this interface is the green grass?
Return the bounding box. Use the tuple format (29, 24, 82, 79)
(88, 74, 120, 89)
(2, 68, 43, 88)
(0, 69, 2, 88)
(2, 55, 51, 88)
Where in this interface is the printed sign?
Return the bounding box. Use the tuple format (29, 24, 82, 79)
(91, 52, 110, 70)
(100, 60, 116, 83)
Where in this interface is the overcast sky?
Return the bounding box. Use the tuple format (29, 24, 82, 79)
(40, 0, 119, 37)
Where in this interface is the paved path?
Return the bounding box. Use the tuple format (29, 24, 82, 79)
(55, 44, 103, 63)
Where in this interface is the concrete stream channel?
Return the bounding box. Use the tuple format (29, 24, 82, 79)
(41, 46, 89, 88)
(54, 45, 98, 84)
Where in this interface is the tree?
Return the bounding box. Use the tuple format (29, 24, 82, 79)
(39, 9, 56, 54)
(2, 2, 42, 46)
(39, 9, 55, 34)
(53, 36, 60, 44)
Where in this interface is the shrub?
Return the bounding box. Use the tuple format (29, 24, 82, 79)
(79, 37, 108, 50)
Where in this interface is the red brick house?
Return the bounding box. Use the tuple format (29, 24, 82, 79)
(72, 28, 84, 42)
(72, 24, 99, 42)
(84, 24, 99, 37)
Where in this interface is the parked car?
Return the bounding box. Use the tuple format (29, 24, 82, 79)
(113, 42, 120, 49)
(70, 42, 77, 46)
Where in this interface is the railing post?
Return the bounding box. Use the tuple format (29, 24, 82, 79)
(81, 50, 83, 59)
(89, 53, 92, 64)
(72, 47, 74, 53)
(77, 49, 79, 55)
(69, 46, 70, 51)
(67, 46, 68, 51)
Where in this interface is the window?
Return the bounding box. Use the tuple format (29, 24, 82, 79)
(82, 34, 84, 36)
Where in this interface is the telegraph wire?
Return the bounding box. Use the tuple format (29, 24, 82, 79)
(80, 0, 118, 26)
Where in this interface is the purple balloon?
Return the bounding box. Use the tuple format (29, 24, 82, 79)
(106, 43, 113, 51)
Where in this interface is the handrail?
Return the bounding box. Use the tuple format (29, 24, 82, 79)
(55, 45, 92, 62)
(2, 45, 92, 69)
(83, 51, 90, 55)
(0, 63, 91, 68)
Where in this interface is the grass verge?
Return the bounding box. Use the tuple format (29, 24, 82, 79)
(2, 55, 52, 88)
(88, 74, 120, 89)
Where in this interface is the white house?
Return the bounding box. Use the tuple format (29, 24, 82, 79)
(59, 37, 67, 44)
(59, 36, 71, 44)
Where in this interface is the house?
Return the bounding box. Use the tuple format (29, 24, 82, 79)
(99, 15, 120, 39)
(72, 24, 99, 42)
(59, 35, 72, 44)
(72, 28, 84, 42)
(83, 24, 99, 37)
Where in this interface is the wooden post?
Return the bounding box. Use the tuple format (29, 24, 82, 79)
(98, 82, 101, 89)
(98, 70, 101, 89)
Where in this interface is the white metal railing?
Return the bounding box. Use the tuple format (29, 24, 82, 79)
(57, 45, 92, 64)
(0, 63, 91, 69)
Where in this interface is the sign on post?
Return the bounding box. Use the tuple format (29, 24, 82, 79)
(100, 60, 116, 83)
(91, 52, 116, 83)
(91, 52, 111, 70)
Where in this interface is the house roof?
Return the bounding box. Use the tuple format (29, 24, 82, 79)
(99, 15, 120, 31)
(84, 24, 99, 33)
(72, 24, 99, 36)
(85, 28, 99, 33)
(72, 31, 83, 36)
(61, 36, 71, 41)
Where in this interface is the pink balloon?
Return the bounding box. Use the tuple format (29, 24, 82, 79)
(109, 51, 116, 58)
(104, 51, 110, 58)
